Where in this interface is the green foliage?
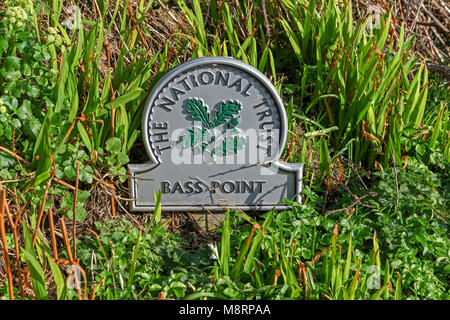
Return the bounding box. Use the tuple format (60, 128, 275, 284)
(19, 219, 67, 300)
(200, 205, 398, 300)
(213, 101, 242, 127)
(182, 98, 245, 157)
(0, 0, 174, 222)
(0, 2, 58, 173)
(0, 0, 447, 302)
(76, 218, 212, 300)
(178, 0, 282, 92)
(14, 151, 444, 301)
(0, 0, 97, 222)
(186, 98, 213, 128)
(329, 162, 449, 300)
(103, 137, 129, 182)
(48, 13, 168, 163)
(0, 0, 178, 300)
(75, 164, 449, 300)
(59, 189, 90, 222)
(279, 0, 436, 168)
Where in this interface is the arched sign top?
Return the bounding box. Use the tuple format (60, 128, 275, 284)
(141, 57, 288, 164)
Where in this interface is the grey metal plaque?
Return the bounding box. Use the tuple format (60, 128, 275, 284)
(128, 57, 303, 212)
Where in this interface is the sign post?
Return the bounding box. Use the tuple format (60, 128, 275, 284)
(128, 57, 303, 212)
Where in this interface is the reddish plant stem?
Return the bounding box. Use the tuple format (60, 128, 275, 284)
(60, 216, 74, 263)
(0, 189, 14, 300)
(4, 201, 25, 299)
(0, 145, 31, 166)
(14, 199, 29, 228)
(54, 177, 76, 191)
(32, 179, 52, 246)
(73, 162, 80, 259)
(48, 207, 58, 260)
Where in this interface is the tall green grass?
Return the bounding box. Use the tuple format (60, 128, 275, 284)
(30, 0, 176, 185)
(177, 0, 282, 92)
(205, 209, 402, 300)
(0, 0, 176, 300)
(280, 0, 440, 168)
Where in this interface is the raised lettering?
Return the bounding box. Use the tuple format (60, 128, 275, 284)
(170, 87, 185, 101)
(152, 131, 169, 143)
(193, 181, 204, 193)
(154, 144, 170, 155)
(260, 121, 275, 129)
(220, 181, 235, 193)
(229, 78, 242, 92)
(171, 181, 184, 193)
(198, 71, 214, 85)
(210, 181, 220, 193)
(253, 98, 268, 109)
(177, 77, 191, 91)
(241, 82, 252, 96)
(189, 74, 199, 87)
(152, 122, 168, 130)
(215, 71, 230, 86)
(257, 109, 272, 121)
(161, 181, 171, 193)
(255, 181, 266, 192)
(155, 96, 175, 111)
(241, 181, 254, 193)
(183, 181, 194, 193)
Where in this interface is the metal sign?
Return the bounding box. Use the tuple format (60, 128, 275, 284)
(128, 57, 303, 212)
